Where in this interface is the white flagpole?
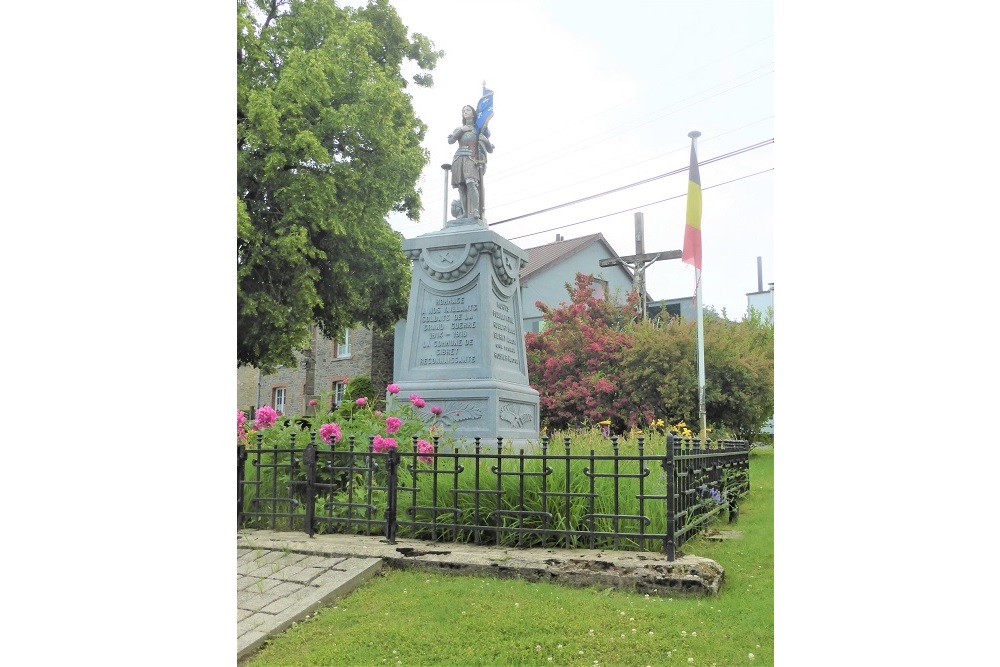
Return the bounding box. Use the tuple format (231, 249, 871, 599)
(695, 267, 707, 444)
(688, 129, 707, 445)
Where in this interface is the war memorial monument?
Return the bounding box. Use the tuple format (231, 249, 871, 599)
(392, 93, 540, 447)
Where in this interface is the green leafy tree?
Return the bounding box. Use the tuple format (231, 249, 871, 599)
(525, 274, 641, 432)
(238, 0, 443, 372)
(706, 307, 773, 441)
(622, 316, 698, 428)
(623, 309, 774, 441)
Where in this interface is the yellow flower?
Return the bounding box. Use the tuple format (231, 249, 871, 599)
(597, 419, 611, 426)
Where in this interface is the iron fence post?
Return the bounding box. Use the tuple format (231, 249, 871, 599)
(304, 438, 317, 537)
(237, 444, 247, 532)
(385, 448, 400, 544)
(662, 432, 678, 561)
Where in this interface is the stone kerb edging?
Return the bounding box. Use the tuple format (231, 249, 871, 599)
(238, 530, 725, 597)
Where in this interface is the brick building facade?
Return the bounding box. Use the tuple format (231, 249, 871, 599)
(238, 326, 394, 416)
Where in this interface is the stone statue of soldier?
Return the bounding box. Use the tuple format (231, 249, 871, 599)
(448, 104, 493, 220)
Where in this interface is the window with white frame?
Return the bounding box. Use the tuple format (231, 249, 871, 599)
(336, 328, 351, 358)
(272, 387, 286, 415)
(594, 278, 609, 300)
(333, 381, 347, 407)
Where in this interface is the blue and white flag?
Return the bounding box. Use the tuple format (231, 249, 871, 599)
(476, 83, 493, 170)
(475, 83, 493, 137)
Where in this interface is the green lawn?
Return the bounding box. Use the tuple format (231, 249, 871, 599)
(245, 449, 774, 667)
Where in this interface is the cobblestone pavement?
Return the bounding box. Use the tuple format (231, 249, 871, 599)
(236, 547, 381, 662)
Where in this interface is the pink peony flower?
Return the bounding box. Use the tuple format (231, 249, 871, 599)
(417, 439, 434, 465)
(374, 410, 382, 417)
(319, 422, 342, 445)
(355, 397, 367, 407)
(385, 417, 402, 434)
(430, 405, 442, 416)
(255, 405, 278, 429)
(387, 384, 400, 395)
(308, 399, 317, 407)
(410, 395, 426, 408)
(372, 435, 398, 453)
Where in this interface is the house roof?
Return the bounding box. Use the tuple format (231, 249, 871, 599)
(519, 232, 632, 282)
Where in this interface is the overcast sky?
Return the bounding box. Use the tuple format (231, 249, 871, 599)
(381, 0, 774, 319)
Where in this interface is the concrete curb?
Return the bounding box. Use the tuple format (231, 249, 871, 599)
(238, 530, 725, 597)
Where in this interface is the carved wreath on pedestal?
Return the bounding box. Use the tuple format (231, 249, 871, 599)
(499, 403, 534, 429)
(406, 242, 525, 285)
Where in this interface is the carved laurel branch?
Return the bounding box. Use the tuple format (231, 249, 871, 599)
(425, 402, 484, 429)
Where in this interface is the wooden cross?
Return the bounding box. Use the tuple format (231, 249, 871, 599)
(599, 212, 682, 315)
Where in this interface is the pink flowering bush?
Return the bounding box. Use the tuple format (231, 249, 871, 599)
(416, 439, 434, 465)
(237, 409, 248, 444)
(239, 382, 462, 535)
(372, 435, 398, 453)
(255, 405, 279, 429)
(238, 383, 453, 465)
(319, 422, 342, 444)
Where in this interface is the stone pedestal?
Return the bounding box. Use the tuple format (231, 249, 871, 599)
(394, 219, 540, 449)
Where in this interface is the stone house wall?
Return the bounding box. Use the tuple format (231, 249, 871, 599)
(237, 365, 260, 413)
(254, 327, 393, 417)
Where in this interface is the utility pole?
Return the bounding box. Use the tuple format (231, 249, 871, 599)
(599, 212, 682, 317)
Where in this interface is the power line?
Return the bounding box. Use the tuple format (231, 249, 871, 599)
(488, 139, 773, 226)
(489, 115, 774, 213)
(486, 66, 774, 185)
(507, 167, 774, 243)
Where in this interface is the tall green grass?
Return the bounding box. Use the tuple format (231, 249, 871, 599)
(398, 433, 673, 551)
(243, 449, 774, 667)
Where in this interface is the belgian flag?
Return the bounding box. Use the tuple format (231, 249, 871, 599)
(681, 131, 702, 271)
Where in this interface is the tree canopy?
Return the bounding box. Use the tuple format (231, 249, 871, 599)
(238, 0, 442, 372)
(624, 307, 774, 441)
(527, 274, 775, 441)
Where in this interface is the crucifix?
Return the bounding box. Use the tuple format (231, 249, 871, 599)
(599, 212, 682, 316)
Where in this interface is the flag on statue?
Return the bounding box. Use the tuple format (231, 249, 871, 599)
(476, 83, 494, 170)
(681, 131, 702, 271)
(475, 83, 493, 135)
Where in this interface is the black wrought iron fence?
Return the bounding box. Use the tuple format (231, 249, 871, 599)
(237, 432, 750, 561)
